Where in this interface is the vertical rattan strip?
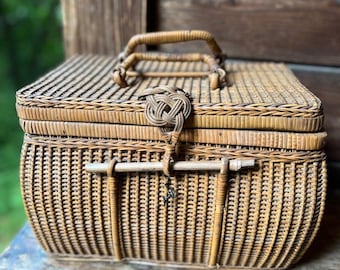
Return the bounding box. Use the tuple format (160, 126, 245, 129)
(277, 162, 306, 267)
(67, 149, 84, 254)
(133, 171, 142, 258)
(85, 149, 101, 254)
(21, 144, 51, 252)
(121, 156, 133, 257)
(158, 172, 168, 261)
(177, 172, 189, 262)
(208, 160, 228, 266)
(43, 146, 64, 253)
(230, 169, 252, 266)
(198, 171, 210, 263)
(259, 162, 285, 268)
(167, 175, 177, 262)
(35, 145, 58, 252)
(108, 173, 122, 260)
(193, 171, 204, 264)
(154, 163, 161, 260)
(219, 171, 239, 265)
(237, 168, 259, 266)
(188, 160, 200, 263)
(250, 161, 273, 267)
(137, 152, 148, 259)
(52, 147, 70, 254)
(148, 165, 159, 260)
(74, 148, 87, 254)
(292, 160, 327, 264)
(75, 149, 91, 254)
(283, 162, 317, 267)
(266, 162, 294, 267)
(61, 148, 79, 254)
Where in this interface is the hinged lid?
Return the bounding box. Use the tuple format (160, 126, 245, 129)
(16, 55, 323, 132)
(16, 31, 325, 150)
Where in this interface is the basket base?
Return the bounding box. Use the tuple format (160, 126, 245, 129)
(51, 253, 286, 270)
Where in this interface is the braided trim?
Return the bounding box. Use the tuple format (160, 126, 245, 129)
(16, 97, 322, 118)
(23, 134, 326, 162)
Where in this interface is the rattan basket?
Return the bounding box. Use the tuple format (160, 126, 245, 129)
(16, 30, 327, 269)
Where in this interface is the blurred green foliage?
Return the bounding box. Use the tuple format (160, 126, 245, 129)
(0, 0, 63, 252)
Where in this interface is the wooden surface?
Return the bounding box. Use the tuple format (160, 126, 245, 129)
(1, 190, 339, 270)
(157, 0, 340, 66)
(61, 0, 340, 65)
(61, 0, 147, 57)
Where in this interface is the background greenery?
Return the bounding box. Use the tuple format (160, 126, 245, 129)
(0, 0, 63, 252)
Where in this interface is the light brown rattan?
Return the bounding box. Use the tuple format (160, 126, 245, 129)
(122, 30, 225, 62)
(16, 55, 324, 132)
(17, 30, 327, 270)
(20, 134, 327, 269)
(112, 53, 226, 89)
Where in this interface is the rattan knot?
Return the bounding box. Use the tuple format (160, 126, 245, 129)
(139, 85, 192, 140)
(162, 144, 176, 176)
(139, 85, 191, 176)
(209, 68, 227, 90)
(112, 66, 128, 88)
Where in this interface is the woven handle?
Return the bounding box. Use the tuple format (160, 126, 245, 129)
(112, 52, 226, 90)
(122, 30, 225, 62)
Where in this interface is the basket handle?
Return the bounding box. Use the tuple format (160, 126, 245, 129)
(122, 30, 226, 63)
(112, 52, 226, 90)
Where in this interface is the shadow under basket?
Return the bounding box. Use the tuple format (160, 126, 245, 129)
(16, 30, 327, 269)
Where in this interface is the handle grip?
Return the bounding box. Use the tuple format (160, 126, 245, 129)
(112, 52, 226, 90)
(122, 30, 226, 62)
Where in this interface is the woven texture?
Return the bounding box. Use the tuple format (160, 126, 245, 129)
(17, 30, 327, 269)
(16, 55, 323, 132)
(21, 135, 327, 269)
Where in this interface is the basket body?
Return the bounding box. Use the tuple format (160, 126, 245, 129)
(16, 31, 327, 269)
(20, 134, 326, 269)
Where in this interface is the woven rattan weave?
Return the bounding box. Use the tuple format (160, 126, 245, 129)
(16, 31, 327, 269)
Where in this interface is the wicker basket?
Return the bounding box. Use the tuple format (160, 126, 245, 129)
(16, 31, 327, 269)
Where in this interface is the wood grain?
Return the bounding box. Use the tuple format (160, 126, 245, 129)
(157, 0, 340, 66)
(61, 0, 147, 57)
(291, 64, 340, 160)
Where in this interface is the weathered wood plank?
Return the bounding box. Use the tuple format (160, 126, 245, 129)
(157, 0, 340, 66)
(61, 0, 147, 57)
(291, 64, 340, 160)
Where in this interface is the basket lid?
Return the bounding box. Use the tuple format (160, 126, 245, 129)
(16, 55, 323, 133)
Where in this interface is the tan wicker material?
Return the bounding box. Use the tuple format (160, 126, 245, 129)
(112, 53, 226, 89)
(16, 55, 323, 132)
(122, 30, 225, 61)
(17, 31, 327, 269)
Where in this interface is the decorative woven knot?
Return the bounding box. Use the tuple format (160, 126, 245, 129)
(139, 85, 192, 140)
(139, 85, 192, 177)
(112, 66, 128, 88)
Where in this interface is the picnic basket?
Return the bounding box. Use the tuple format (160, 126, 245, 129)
(16, 30, 327, 269)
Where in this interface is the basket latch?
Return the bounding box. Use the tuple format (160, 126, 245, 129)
(138, 85, 192, 176)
